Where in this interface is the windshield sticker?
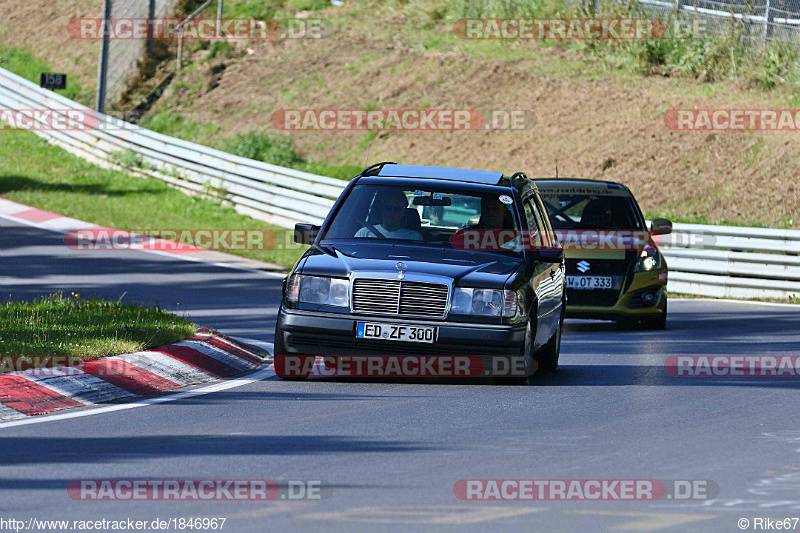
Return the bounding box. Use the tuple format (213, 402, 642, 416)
(413, 190, 425, 196)
(498, 195, 513, 204)
(433, 193, 443, 200)
(538, 186, 630, 197)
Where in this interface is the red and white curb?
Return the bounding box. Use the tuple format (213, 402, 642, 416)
(0, 329, 267, 421)
(0, 196, 205, 252)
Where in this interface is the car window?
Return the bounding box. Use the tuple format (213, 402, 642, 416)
(532, 192, 556, 247)
(522, 198, 543, 247)
(321, 184, 521, 249)
(536, 185, 643, 230)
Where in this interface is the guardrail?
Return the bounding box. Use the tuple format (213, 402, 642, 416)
(0, 67, 346, 229)
(0, 66, 798, 300)
(659, 224, 800, 300)
(583, 0, 800, 47)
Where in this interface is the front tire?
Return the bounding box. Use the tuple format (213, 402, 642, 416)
(495, 318, 535, 385)
(535, 307, 563, 371)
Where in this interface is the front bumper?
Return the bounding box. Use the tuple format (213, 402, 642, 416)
(278, 307, 526, 356)
(566, 271, 667, 320)
(276, 307, 536, 378)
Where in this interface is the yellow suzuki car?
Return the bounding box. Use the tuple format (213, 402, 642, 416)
(535, 179, 671, 329)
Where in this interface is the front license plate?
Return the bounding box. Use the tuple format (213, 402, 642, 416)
(567, 276, 613, 289)
(356, 322, 436, 343)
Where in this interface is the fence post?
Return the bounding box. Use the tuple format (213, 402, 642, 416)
(217, 0, 223, 37)
(147, 0, 155, 56)
(763, 0, 771, 46)
(95, 0, 112, 113)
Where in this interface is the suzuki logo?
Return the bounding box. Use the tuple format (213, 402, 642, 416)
(576, 260, 591, 273)
(395, 261, 407, 280)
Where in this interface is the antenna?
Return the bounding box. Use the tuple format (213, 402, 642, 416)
(364, 135, 375, 168)
(555, 162, 559, 179)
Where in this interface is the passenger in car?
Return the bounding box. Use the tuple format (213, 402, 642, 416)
(355, 189, 423, 240)
(470, 196, 512, 230)
(452, 196, 518, 251)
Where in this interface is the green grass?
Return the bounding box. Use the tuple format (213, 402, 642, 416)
(180, 0, 330, 19)
(0, 45, 91, 105)
(336, 0, 800, 90)
(141, 110, 221, 144)
(0, 293, 197, 360)
(0, 130, 307, 268)
(142, 111, 362, 180)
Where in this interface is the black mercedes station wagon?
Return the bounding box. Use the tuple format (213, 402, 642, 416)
(274, 163, 566, 382)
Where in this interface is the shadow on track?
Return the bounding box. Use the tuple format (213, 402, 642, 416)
(530, 363, 800, 389)
(0, 434, 439, 466)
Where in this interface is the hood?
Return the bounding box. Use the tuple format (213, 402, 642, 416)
(299, 242, 523, 286)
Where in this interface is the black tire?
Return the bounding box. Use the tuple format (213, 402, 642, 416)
(495, 318, 536, 385)
(640, 299, 667, 330)
(273, 321, 313, 380)
(535, 307, 563, 372)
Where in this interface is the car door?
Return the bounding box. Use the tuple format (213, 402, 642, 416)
(522, 193, 560, 343)
(533, 190, 565, 318)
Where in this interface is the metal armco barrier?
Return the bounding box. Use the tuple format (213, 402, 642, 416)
(659, 224, 800, 300)
(0, 67, 346, 229)
(1, 66, 798, 300)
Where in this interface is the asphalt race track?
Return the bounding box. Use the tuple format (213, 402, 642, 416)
(2, 216, 800, 532)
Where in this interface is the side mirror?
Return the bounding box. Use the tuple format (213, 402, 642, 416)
(536, 247, 563, 263)
(650, 218, 672, 236)
(294, 223, 320, 245)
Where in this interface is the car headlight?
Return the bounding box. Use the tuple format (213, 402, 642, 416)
(286, 275, 349, 307)
(635, 245, 662, 272)
(451, 288, 517, 317)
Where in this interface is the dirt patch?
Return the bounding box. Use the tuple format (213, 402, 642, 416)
(1, 0, 797, 227)
(153, 30, 799, 228)
(0, 0, 101, 88)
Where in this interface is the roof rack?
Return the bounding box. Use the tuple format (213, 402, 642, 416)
(360, 161, 397, 176)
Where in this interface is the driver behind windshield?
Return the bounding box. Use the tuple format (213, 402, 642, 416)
(355, 189, 422, 240)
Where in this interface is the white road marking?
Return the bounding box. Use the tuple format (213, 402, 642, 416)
(0, 403, 25, 421)
(672, 298, 799, 308)
(300, 505, 544, 524)
(572, 510, 715, 531)
(0, 199, 29, 215)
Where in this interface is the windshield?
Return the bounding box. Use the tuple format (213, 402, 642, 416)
(537, 185, 643, 230)
(321, 183, 521, 249)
